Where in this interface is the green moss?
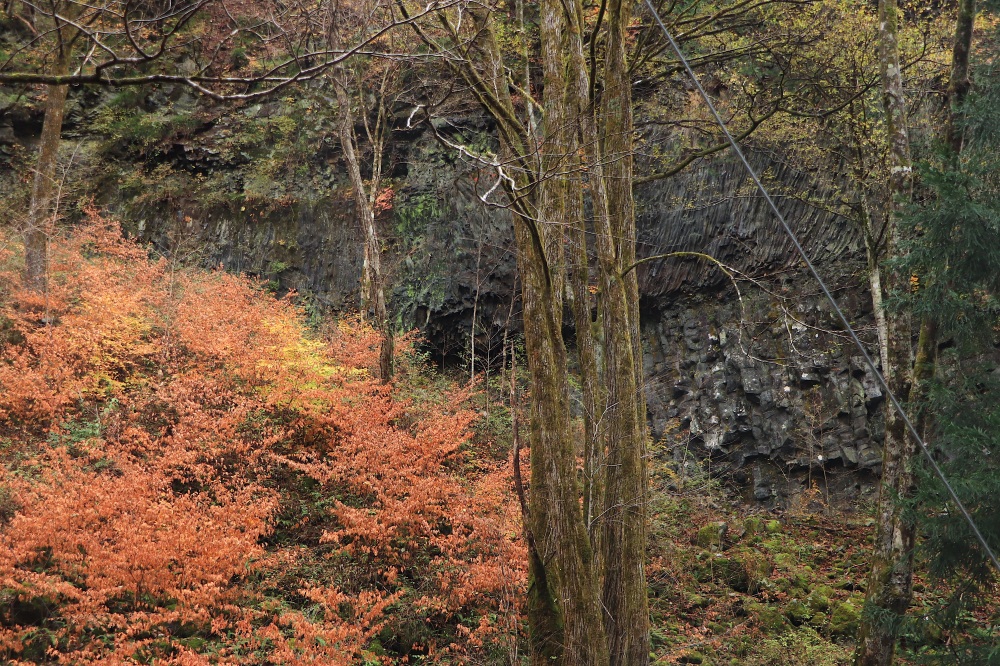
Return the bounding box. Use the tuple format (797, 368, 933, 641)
(757, 606, 790, 634)
(807, 585, 834, 612)
(829, 600, 860, 636)
(710, 548, 773, 593)
(783, 599, 812, 625)
(744, 516, 765, 534)
(176, 636, 206, 650)
(765, 519, 783, 534)
(395, 192, 442, 237)
(917, 616, 945, 644)
(267, 260, 290, 275)
(696, 522, 726, 550)
(686, 593, 712, 609)
(93, 103, 201, 156)
(692, 552, 721, 584)
(792, 572, 811, 592)
(807, 612, 828, 629)
(773, 552, 796, 570)
(0, 315, 25, 347)
(744, 626, 851, 665)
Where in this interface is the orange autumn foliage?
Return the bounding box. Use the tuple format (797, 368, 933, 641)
(0, 211, 525, 664)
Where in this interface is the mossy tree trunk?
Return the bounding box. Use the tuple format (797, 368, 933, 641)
(23, 3, 82, 293)
(854, 0, 915, 661)
(542, 0, 606, 551)
(420, 7, 611, 662)
(593, 0, 650, 660)
(855, 1, 976, 664)
(553, 0, 651, 657)
(402, 0, 649, 660)
(24, 54, 69, 292)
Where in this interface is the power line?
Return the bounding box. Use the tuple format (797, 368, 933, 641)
(641, 0, 1000, 573)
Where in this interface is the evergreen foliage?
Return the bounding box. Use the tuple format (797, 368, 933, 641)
(893, 41, 1000, 664)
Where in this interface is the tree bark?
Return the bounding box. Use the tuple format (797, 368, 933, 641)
(855, 1, 975, 663)
(334, 69, 394, 381)
(539, 0, 650, 657)
(403, 2, 650, 659)
(526, 2, 611, 662)
(558, 43, 605, 550)
(854, 0, 916, 661)
(517, 203, 608, 666)
(429, 6, 609, 661)
(24, 55, 70, 292)
(593, 0, 650, 661)
(565, 201, 604, 543)
(946, 0, 976, 155)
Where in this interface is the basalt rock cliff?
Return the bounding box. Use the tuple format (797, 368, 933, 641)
(1, 92, 884, 507)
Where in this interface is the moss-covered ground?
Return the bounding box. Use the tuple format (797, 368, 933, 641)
(647, 461, 880, 665)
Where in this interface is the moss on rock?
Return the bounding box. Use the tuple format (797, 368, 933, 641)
(829, 600, 860, 637)
(744, 516, 764, 534)
(757, 606, 790, 634)
(807, 611, 828, 630)
(774, 552, 797, 570)
(807, 585, 834, 612)
(704, 547, 774, 593)
(784, 599, 812, 625)
(696, 522, 727, 551)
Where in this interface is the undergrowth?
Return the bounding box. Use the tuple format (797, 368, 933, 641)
(0, 212, 525, 665)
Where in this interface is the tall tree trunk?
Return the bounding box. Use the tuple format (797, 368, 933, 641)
(403, 2, 648, 660)
(594, 0, 649, 661)
(856, 1, 975, 663)
(526, 1, 610, 662)
(24, 55, 69, 292)
(562, 97, 605, 552)
(434, 6, 609, 661)
(854, 0, 915, 661)
(538, 0, 606, 552)
(557, 0, 650, 655)
(517, 203, 608, 666)
(334, 71, 394, 381)
(946, 0, 975, 156)
(565, 195, 604, 543)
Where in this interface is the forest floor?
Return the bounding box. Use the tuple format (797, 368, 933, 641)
(646, 460, 869, 666)
(643, 452, 997, 666)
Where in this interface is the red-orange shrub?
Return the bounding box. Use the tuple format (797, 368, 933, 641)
(0, 212, 524, 664)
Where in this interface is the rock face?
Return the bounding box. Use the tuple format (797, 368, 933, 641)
(642, 281, 885, 507)
(631, 155, 885, 506)
(1, 97, 885, 505)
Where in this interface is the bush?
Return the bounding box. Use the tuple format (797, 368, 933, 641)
(0, 212, 523, 664)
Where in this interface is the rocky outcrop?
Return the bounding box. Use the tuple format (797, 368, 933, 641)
(634, 156, 860, 297)
(642, 279, 884, 507)
(631, 154, 883, 506)
(1, 94, 883, 505)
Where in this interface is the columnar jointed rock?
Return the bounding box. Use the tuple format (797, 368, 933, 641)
(642, 275, 884, 506)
